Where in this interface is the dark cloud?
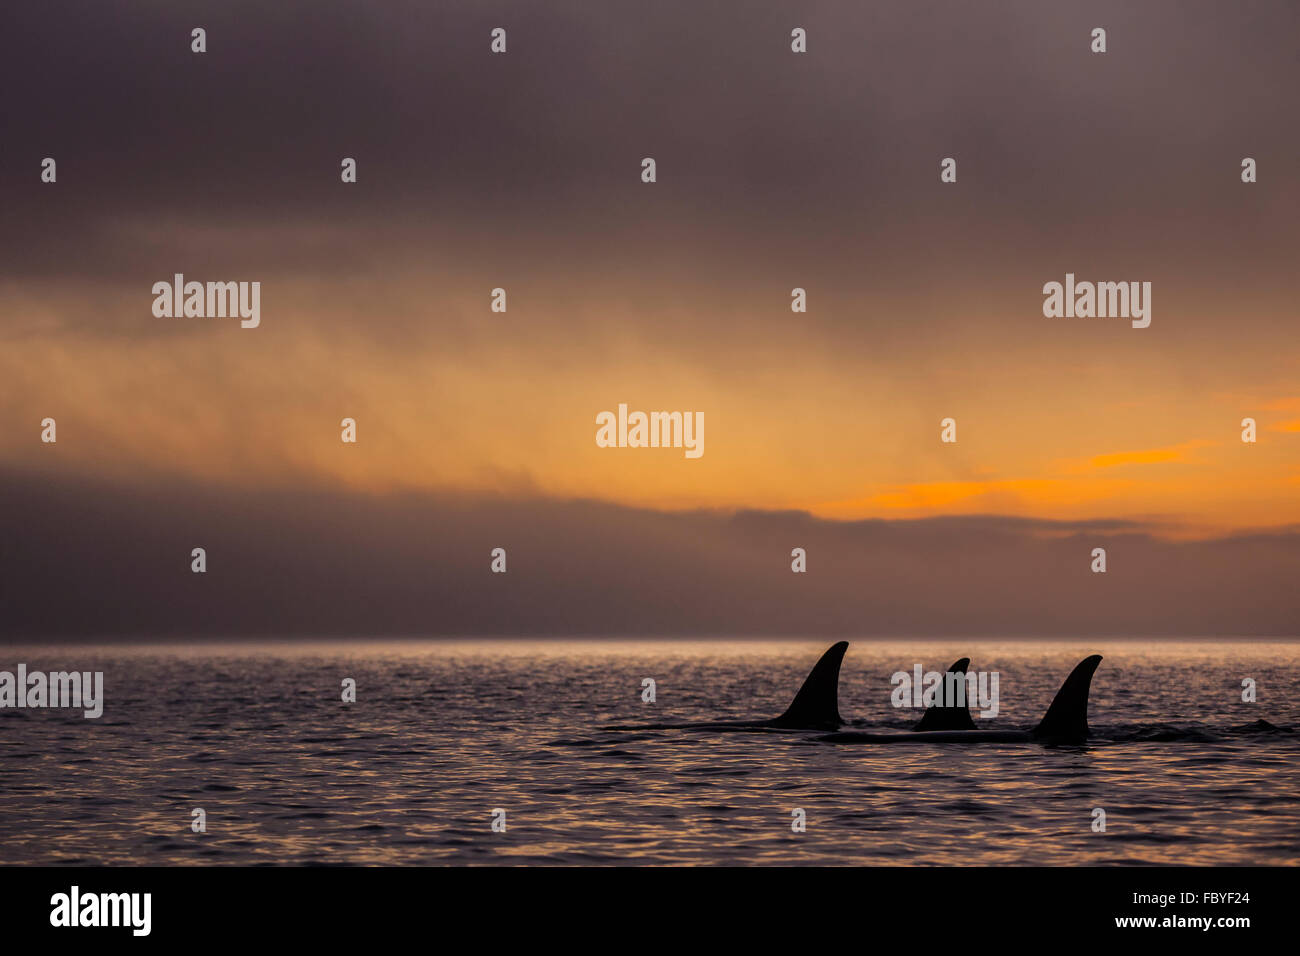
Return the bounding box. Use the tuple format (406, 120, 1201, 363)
(1, 0, 1295, 308)
(3, 469, 1297, 639)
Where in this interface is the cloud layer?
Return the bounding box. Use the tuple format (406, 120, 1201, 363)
(4, 470, 1296, 639)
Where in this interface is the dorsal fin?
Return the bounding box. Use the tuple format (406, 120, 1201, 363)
(770, 642, 848, 729)
(914, 657, 976, 731)
(1031, 655, 1103, 743)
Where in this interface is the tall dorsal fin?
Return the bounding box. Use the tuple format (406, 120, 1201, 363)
(1031, 655, 1103, 743)
(770, 641, 848, 729)
(914, 657, 977, 731)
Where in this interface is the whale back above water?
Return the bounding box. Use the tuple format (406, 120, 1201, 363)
(601, 640, 849, 733)
(820, 654, 1104, 746)
(1030, 654, 1103, 742)
(913, 657, 977, 731)
(768, 641, 848, 729)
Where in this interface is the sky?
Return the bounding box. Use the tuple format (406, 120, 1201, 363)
(1, 1, 1296, 637)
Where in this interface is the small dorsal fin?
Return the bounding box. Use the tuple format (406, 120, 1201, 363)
(914, 657, 977, 731)
(770, 642, 848, 729)
(1031, 655, 1103, 743)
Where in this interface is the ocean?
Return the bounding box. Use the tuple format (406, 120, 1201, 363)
(1, 639, 1296, 866)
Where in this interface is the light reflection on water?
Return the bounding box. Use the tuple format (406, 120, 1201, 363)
(0, 639, 1297, 865)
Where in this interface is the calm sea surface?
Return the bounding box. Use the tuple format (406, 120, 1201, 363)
(1, 639, 1296, 865)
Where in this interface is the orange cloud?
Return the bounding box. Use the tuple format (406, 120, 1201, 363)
(823, 478, 1132, 516)
(3, 276, 1298, 535)
(1058, 440, 1215, 473)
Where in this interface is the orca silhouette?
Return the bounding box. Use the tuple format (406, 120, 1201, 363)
(819, 654, 1103, 745)
(912, 657, 977, 731)
(605, 641, 849, 732)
